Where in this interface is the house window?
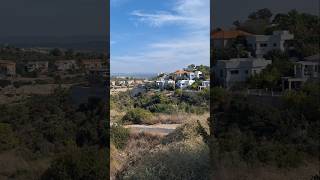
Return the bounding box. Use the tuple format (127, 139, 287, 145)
(230, 70, 239, 75)
(220, 70, 223, 77)
(245, 70, 249, 74)
(273, 43, 277, 47)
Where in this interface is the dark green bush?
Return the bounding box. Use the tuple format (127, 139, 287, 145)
(148, 103, 176, 114)
(41, 147, 108, 180)
(0, 123, 18, 151)
(122, 108, 153, 124)
(110, 125, 129, 149)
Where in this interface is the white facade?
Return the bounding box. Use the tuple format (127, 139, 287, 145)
(187, 72, 195, 80)
(55, 60, 77, 71)
(281, 55, 319, 90)
(202, 81, 210, 87)
(213, 58, 272, 88)
(294, 61, 319, 79)
(194, 71, 203, 79)
(176, 80, 195, 89)
(156, 79, 175, 89)
(246, 31, 294, 57)
(25, 61, 49, 73)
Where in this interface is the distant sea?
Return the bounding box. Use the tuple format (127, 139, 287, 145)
(111, 72, 157, 79)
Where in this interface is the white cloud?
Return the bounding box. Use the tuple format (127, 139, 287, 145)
(131, 10, 195, 27)
(111, 0, 210, 73)
(131, 0, 209, 29)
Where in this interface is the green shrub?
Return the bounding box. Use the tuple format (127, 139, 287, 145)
(122, 108, 153, 124)
(41, 147, 109, 180)
(110, 125, 129, 149)
(148, 103, 176, 114)
(0, 123, 18, 151)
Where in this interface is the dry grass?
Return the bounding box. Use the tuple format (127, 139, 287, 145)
(110, 109, 126, 123)
(0, 149, 51, 180)
(113, 133, 162, 179)
(150, 112, 209, 125)
(212, 160, 319, 180)
(113, 118, 211, 179)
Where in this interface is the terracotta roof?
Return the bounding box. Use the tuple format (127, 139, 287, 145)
(175, 70, 188, 75)
(211, 30, 253, 39)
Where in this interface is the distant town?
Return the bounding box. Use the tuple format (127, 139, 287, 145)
(111, 64, 210, 95)
(0, 46, 108, 104)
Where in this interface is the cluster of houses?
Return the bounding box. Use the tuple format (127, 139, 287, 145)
(212, 29, 319, 90)
(155, 68, 210, 90)
(111, 79, 144, 87)
(0, 59, 107, 79)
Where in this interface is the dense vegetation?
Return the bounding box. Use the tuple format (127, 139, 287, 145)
(111, 89, 210, 125)
(200, 84, 319, 178)
(0, 88, 109, 179)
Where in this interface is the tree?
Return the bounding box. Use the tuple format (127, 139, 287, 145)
(50, 48, 63, 57)
(41, 147, 109, 180)
(65, 49, 75, 59)
(248, 8, 273, 21)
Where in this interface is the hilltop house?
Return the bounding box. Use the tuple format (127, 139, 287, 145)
(176, 80, 195, 89)
(174, 70, 203, 80)
(282, 54, 319, 90)
(199, 80, 210, 90)
(54, 60, 78, 71)
(186, 72, 196, 80)
(212, 30, 252, 49)
(174, 70, 188, 79)
(246, 30, 294, 57)
(213, 57, 272, 88)
(156, 79, 175, 89)
(0, 60, 16, 78)
(25, 61, 49, 73)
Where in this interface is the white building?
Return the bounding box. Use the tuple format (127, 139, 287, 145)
(176, 80, 195, 89)
(213, 58, 272, 88)
(25, 61, 49, 73)
(54, 60, 78, 71)
(282, 55, 319, 90)
(156, 79, 175, 89)
(246, 31, 294, 57)
(194, 71, 203, 79)
(199, 80, 210, 90)
(186, 72, 195, 80)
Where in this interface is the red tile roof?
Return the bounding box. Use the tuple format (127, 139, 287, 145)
(175, 70, 188, 75)
(211, 30, 253, 39)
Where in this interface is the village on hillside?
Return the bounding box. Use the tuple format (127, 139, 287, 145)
(111, 64, 210, 95)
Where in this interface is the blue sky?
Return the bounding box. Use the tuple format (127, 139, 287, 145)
(111, 0, 210, 74)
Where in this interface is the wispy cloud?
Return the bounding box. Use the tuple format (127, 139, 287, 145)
(131, 0, 209, 29)
(131, 10, 195, 27)
(112, 0, 210, 73)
